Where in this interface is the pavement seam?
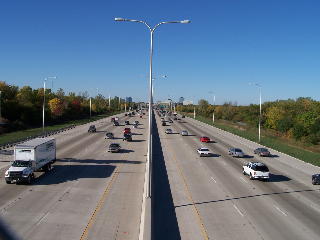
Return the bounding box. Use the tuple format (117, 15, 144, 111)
(79, 165, 121, 240)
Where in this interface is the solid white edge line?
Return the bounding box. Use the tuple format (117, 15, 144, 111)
(273, 205, 287, 216)
(233, 204, 244, 217)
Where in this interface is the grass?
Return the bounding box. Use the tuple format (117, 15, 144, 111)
(182, 112, 320, 167)
(0, 111, 122, 145)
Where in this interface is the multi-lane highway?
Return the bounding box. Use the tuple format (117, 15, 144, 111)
(1, 110, 320, 240)
(0, 114, 147, 240)
(154, 112, 320, 240)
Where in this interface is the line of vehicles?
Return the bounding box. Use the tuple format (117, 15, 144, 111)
(4, 112, 144, 185)
(157, 110, 320, 184)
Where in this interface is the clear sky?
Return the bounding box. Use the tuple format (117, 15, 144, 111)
(0, 0, 319, 105)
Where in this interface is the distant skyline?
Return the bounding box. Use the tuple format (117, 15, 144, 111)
(0, 0, 319, 105)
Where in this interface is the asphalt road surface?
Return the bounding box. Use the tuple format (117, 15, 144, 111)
(155, 113, 320, 240)
(0, 113, 147, 240)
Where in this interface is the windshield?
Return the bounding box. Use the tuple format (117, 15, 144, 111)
(12, 160, 31, 167)
(235, 149, 242, 152)
(201, 148, 209, 151)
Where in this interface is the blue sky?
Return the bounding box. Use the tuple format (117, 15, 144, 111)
(0, 0, 319, 105)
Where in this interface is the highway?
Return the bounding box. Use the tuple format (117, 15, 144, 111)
(1, 110, 320, 240)
(154, 112, 320, 240)
(0, 114, 147, 240)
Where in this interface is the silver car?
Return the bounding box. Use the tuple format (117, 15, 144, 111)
(181, 130, 188, 136)
(165, 129, 173, 134)
(228, 148, 244, 157)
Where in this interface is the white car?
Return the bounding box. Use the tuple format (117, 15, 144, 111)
(181, 130, 188, 136)
(165, 129, 173, 134)
(197, 148, 212, 157)
(243, 162, 270, 180)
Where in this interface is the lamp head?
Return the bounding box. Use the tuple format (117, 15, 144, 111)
(180, 20, 191, 24)
(115, 17, 125, 21)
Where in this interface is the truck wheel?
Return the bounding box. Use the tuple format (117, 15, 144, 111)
(5, 180, 11, 184)
(26, 175, 32, 185)
(243, 170, 246, 175)
(249, 173, 254, 180)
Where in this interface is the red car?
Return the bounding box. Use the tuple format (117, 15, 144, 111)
(123, 128, 131, 134)
(200, 136, 210, 143)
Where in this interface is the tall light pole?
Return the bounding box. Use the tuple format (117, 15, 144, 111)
(115, 17, 190, 198)
(250, 83, 262, 142)
(43, 76, 56, 133)
(209, 91, 216, 123)
(0, 90, 2, 120)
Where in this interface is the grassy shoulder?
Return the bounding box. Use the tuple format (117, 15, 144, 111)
(0, 111, 122, 145)
(182, 112, 320, 167)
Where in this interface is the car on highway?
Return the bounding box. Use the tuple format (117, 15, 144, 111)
(105, 132, 114, 139)
(133, 124, 138, 129)
(200, 136, 210, 143)
(254, 148, 271, 157)
(88, 125, 96, 133)
(134, 120, 139, 125)
(162, 122, 166, 126)
(125, 120, 130, 125)
(113, 121, 119, 126)
(173, 117, 178, 120)
(168, 119, 173, 123)
(312, 174, 320, 185)
(181, 130, 188, 136)
(243, 162, 270, 180)
(165, 129, 173, 134)
(108, 143, 121, 153)
(228, 148, 244, 157)
(181, 115, 185, 118)
(123, 128, 131, 134)
(123, 133, 132, 141)
(197, 147, 212, 157)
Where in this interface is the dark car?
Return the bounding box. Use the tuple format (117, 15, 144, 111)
(123, 133, 132, 141)
(88, 125, 96, 133)
(113, 121, 119, 126)
(108, 143, 121, 153)
(181, 115, 185, 118)
(105, 132, 114, 139)
(125, 120, 130, 125)
(168, 119, 173, 123)
(134, 120, 139, 125)
(162, 122, 166, 126)
(254, 148, 271, 157)
(312, 174, 320, 185)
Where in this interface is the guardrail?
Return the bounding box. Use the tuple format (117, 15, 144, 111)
(0, 125, 76, 150)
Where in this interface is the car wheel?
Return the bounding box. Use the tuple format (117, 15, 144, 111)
(6, 180, 11, 184)
(312, 179, 316, 185)
(243, 170, 246, 175)
(249, 173, 254, 180)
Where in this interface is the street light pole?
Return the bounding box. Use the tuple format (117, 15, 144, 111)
(43, 76, 56, 133)
(0, 91, 2, 120)
(115, 17, 190, 198)
(250, 83, 262, 142)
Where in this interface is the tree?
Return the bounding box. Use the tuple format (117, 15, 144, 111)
(48, 98, 64, 117)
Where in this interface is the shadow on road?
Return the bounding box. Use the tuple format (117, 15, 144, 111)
(33, 163, 116, 185)
(175, 188, 319, 208)
(0, 150, 14, 155)
(57, 158, 142, 164)
(152, 115, 181, 240)
(268, 174, 291, 182)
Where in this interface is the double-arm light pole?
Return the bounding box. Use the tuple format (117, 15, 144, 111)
(43, 76, 56, 133)
(115, 18, 190, 198)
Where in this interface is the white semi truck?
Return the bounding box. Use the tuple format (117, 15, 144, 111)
(5, 138, 56, 184)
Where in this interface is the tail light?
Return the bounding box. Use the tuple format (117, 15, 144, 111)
(254, 172, 256, 175)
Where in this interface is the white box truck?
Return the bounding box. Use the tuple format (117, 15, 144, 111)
(5, 138, 56, 184)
